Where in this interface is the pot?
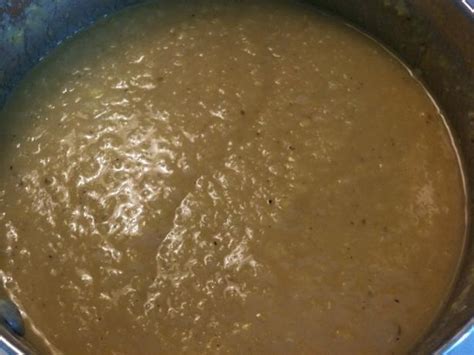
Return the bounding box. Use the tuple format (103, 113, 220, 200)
(0, 0, 472, 353)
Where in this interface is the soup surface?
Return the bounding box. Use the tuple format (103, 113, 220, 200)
(0, 1, 466, 354)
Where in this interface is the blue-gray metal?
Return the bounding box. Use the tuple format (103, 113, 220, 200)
(463, 0, 474, 13)
(0, 335, 23, 355)
(0, 300, 24, 336)
(438, 319, 474, 355)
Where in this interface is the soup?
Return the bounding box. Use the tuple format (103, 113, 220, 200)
(0, 1, 466, 354)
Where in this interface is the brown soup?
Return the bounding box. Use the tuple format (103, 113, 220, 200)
(0, 1, 466, 354)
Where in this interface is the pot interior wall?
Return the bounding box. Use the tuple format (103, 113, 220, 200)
(0, 0, 473, 353)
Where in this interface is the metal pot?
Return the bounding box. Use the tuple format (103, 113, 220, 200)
(0, 0, 472, 353)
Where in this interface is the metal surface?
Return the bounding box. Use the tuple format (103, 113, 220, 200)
(0, 0, 473, 353)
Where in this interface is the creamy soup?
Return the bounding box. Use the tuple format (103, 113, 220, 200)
(0, 1, 466, 354)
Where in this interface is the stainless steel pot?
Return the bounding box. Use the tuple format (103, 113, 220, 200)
(0, 0, 472, 353)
